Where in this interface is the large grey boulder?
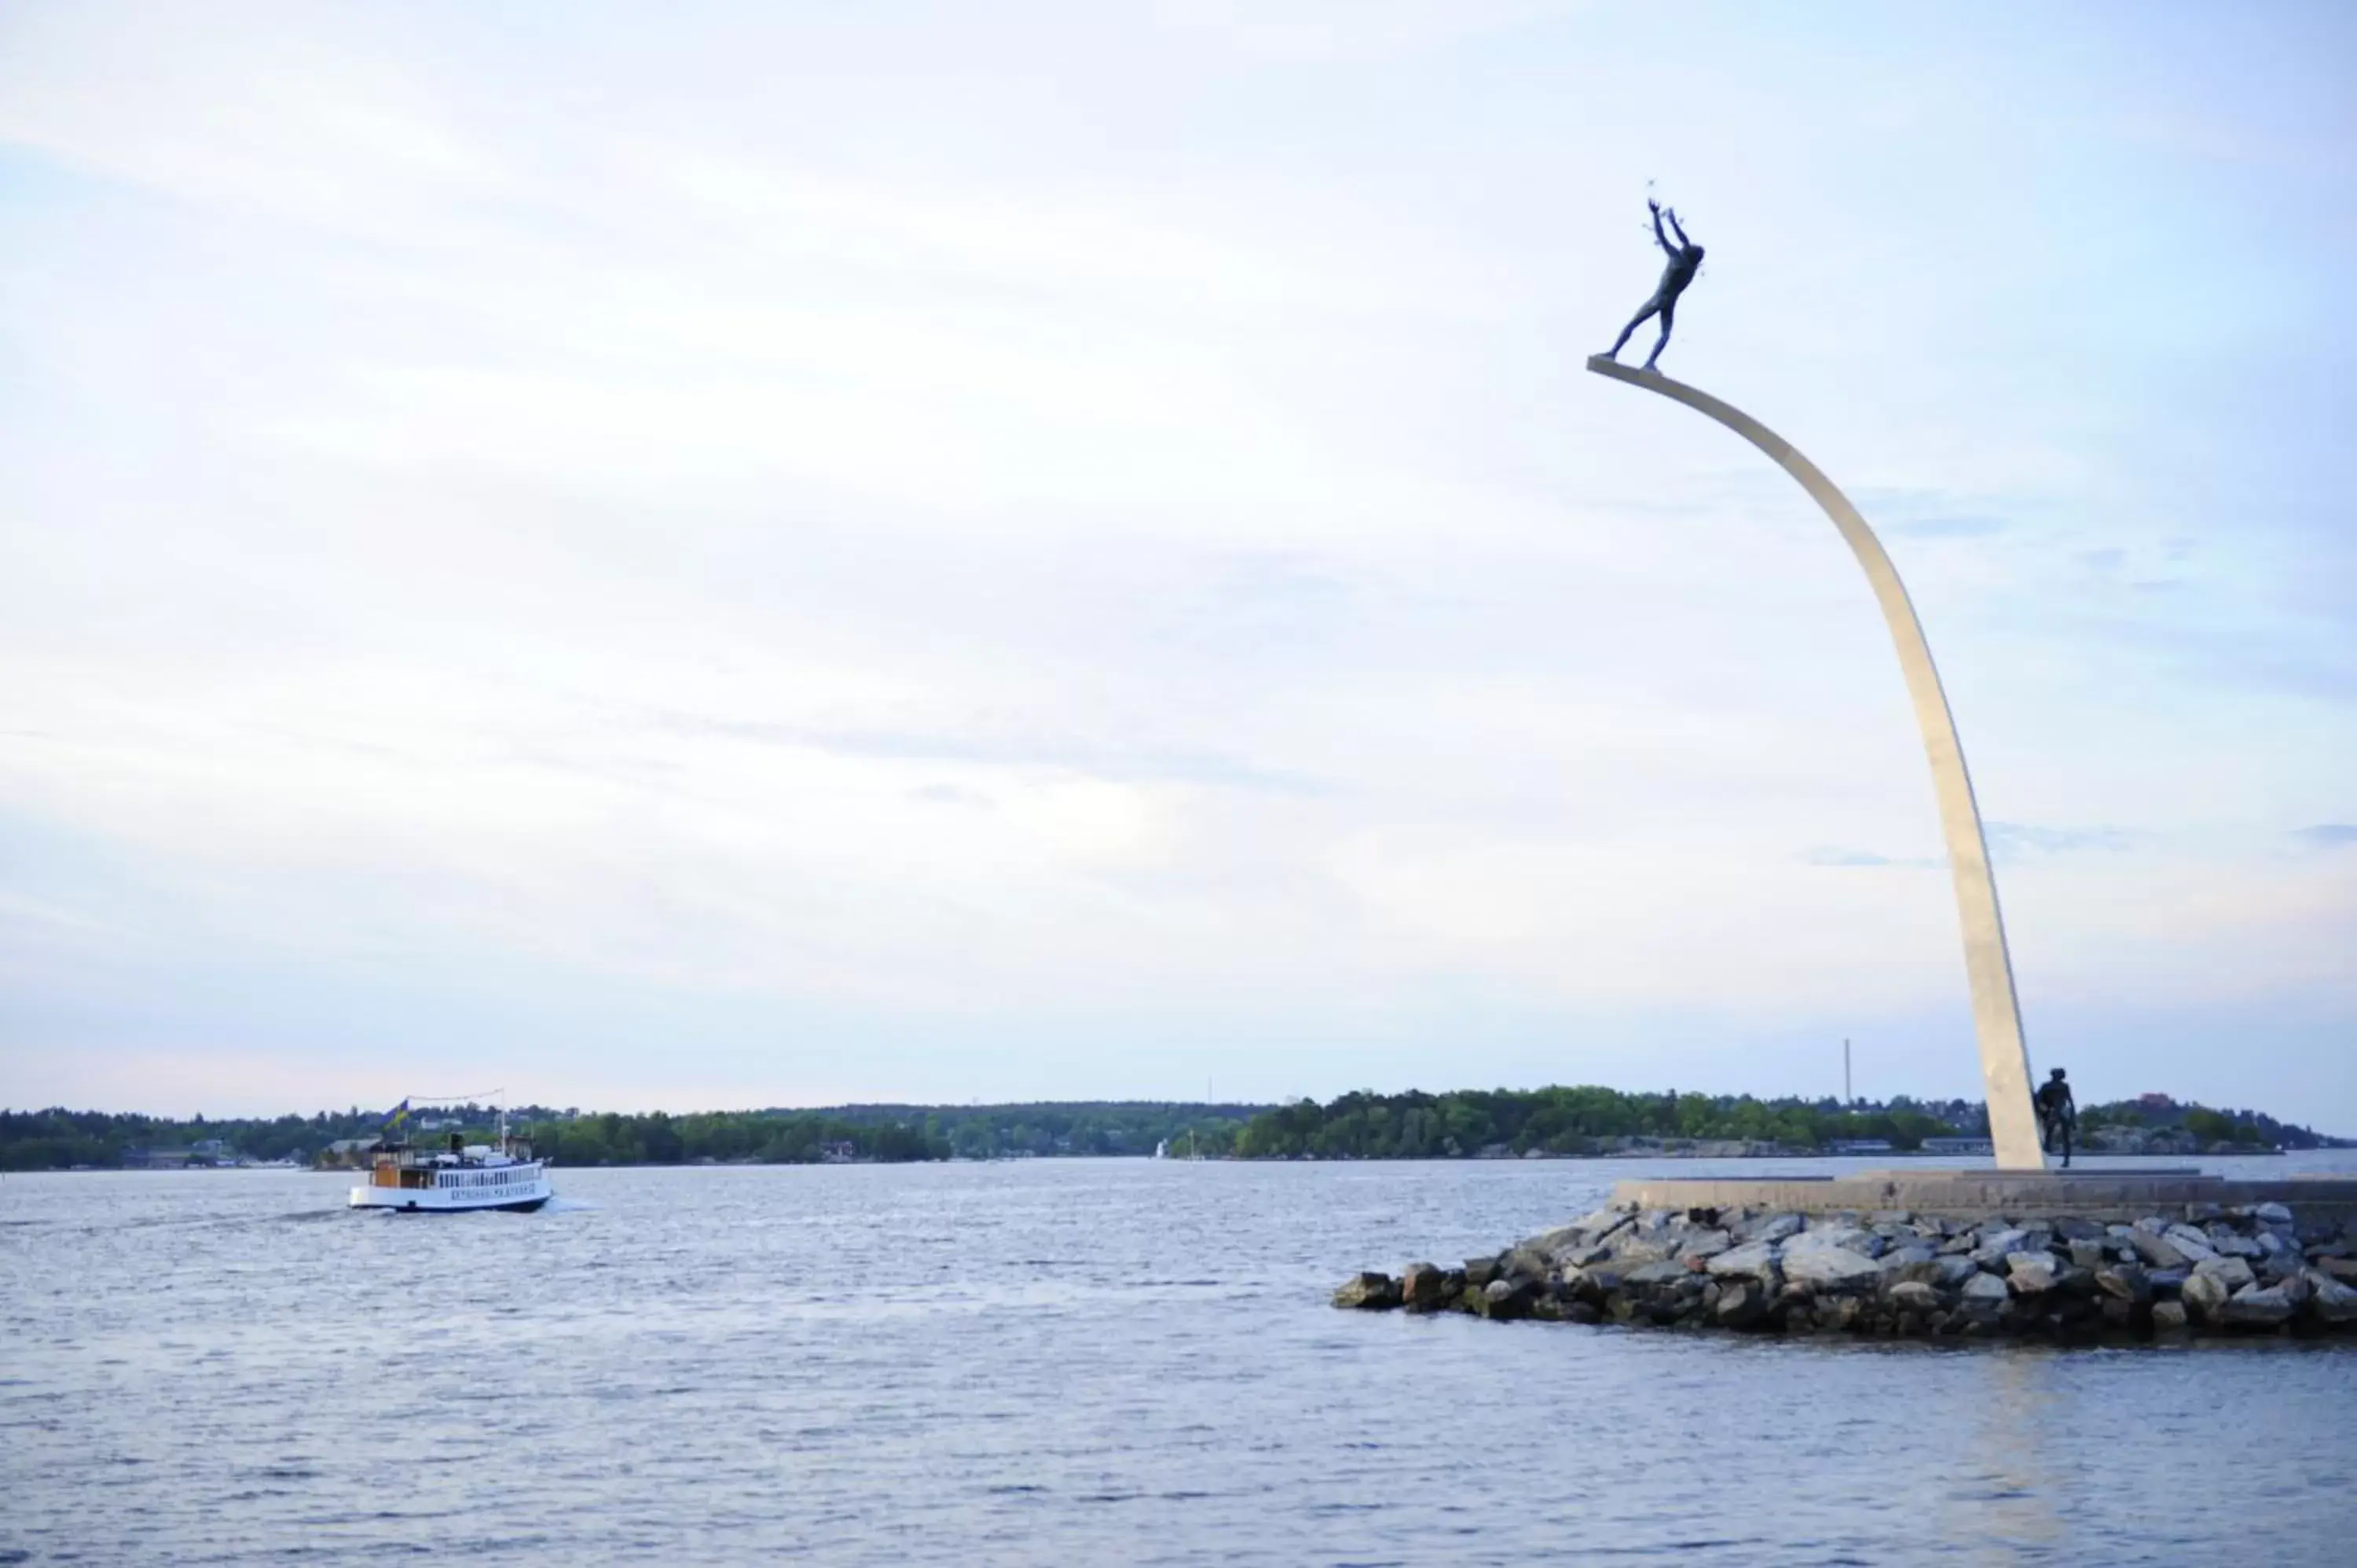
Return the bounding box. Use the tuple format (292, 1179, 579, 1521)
(1706, 1240, 1781, 1281)
(1584, 1213, 1637, 1247)
(1623, 1258, 1694, 1288)
(1713, 1278, 1769, 1328)
(2005, 1251, 2062, 1294)
(1810, 1295, 1867, 1332)
(1332, 1272, 1400, 1310)
(1607, 1236, 1678, 1267)
(1520, 1225, 1585, 1258)
(2220, 1284, 2293, 1328)
(1479, 1276, 1541, 1321)
(1790, 1223, 1875, 1255)
(2164, 1224, 2218, 1262)
(2205, 1230, 2264, 1259)
(2127, 1229, 2190, 1270)
(1959, 1271, 2011, 1311)
(1501, 1245, 1552, 1282)
(1970, 1228, 2032, 1267)
(2179, 1270, 2231, 1321)
(1674, 1229, 1734, 1260)
(1781, 1244, 1882, 1293)
(2150, 1299, 2190, 1332)
(1876, 1244, 1938, 1274)
(2256, 1249, 2306, 1286)
(1886, 1280, 1942, 1313)
(1933, 1255, 1981, 1290)
(2095, 1263, 2152, 1304)
(1742, 1212, 1804, 1244)
(2305, 1274, 2357, 1324)
(2192, 1255, 2256, 1293)
(1558, 1267, 1606, 1307)
(1398, 1262, 1450, 1312)
(2253, 1201, 2293, 1225)
(1881, 1257, 1946, 1289)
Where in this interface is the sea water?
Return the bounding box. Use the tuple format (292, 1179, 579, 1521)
(5, 1153, 2354, 1564)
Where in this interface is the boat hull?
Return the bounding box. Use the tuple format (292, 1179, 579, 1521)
(348, 1162, 554, 1214)
(349, 1190, 551, 1214)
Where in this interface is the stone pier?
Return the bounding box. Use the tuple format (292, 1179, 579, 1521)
(1335, 1174, 2357, 1343)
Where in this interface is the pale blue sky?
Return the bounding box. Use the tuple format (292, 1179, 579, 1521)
(2, 2, 2352, 1125)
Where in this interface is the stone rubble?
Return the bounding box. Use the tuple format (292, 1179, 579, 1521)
(1334, 1200, 2357, 1343)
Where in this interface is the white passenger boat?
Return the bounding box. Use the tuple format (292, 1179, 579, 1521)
(349, 1109, 552, 1214)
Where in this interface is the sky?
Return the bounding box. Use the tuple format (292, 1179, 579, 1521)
(2, 2, 2352, 1126)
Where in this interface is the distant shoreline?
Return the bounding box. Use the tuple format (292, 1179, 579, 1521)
(31, 1146, 2348, 1175)
(7, 1089, 2346, 1173)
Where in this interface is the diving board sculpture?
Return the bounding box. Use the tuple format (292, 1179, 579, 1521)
(1588, 210, 2044, 1167)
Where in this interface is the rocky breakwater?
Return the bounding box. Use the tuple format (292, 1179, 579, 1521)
(1333, 1200, 2357, 1342)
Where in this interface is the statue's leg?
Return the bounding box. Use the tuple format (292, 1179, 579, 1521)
(1608, 299, 1659, 358)
(1641, 299, 1677, 369)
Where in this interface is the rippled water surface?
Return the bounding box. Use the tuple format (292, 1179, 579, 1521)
(6, 1154, 2355, 1565)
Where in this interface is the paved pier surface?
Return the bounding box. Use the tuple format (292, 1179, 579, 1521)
(1612, 1167, 2357, 1220)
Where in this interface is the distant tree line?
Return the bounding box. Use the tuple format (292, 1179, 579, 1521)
(0, 1101, 1262, 1170)
(1228, 1087, 1979, 1160)
(0, 1106, 392, 1171)
(1230, 1086, 2354, 1160)
(522, 1101, 1265, 1166)
(2080, 1094, 2329, 1149)
(2, 1090, 2343, 1171)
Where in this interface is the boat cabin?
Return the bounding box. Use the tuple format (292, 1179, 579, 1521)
(367, 1129, 539, 1192)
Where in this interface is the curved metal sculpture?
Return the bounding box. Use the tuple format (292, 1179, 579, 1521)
(1587, 355, 2044, 1170)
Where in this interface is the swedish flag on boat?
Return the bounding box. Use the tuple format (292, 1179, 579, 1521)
(382, 1098, 410, 1132)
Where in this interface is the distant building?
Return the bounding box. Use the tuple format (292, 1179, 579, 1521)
(317, 1138, 385, 1168)
(1827, 1138, 1893, 1156)
(1919, 1136, 1995, 1156)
